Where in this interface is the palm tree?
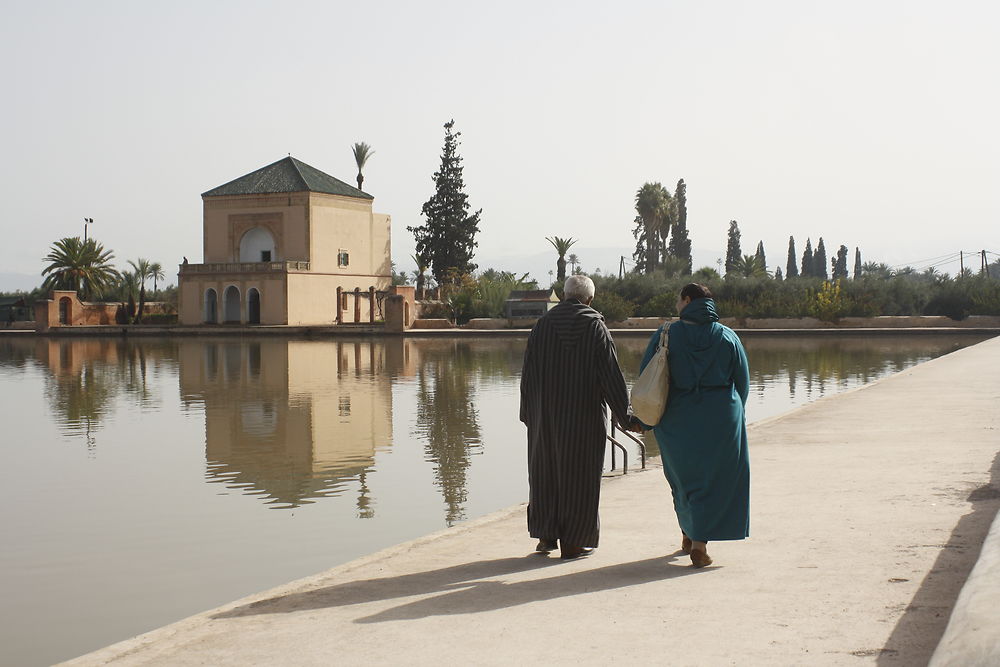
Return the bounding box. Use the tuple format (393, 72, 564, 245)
(117, 270, 141, 301)
(861, 262, 895, 280)
(352, 142, 375, 192)
(41, 237, 119, 300)
(117, 270, 142, 322)
(567, 253, 580, 275)
(661, 255, 688, 278)
(545, 236, 577, 282)
(127, 258, 152, 290)
(149, 262, 165, 294)
(635, 183, 673, 274)
(411, 252, 430, 299)
(733, 254, 769, 278)
(125, 259, 155, 323)
(692, 266, 721, 282)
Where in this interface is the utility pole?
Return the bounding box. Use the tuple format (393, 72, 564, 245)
(83, 217, 93, 242)
(959, 250, 964, 276)
(983, 250, 988, 275)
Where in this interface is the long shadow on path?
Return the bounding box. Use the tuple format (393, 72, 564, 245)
(214, 552, 706, 624)
(877, 451, 1000, 665)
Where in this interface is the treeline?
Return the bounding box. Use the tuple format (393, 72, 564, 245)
(584, 271, 1000, 322)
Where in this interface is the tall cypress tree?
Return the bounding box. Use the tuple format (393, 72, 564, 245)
(408, 119, 482, 283)
(833, 244, 849, 280)
(814, 238, 828, 279)
(667, 178, 692, 274)
(775, 266, 784, 281)
(786, 236, 799, 278)
(725, 220, 742, 277)
(755, 241, 766, 271)
(853, 247, 862, 280)
(801, 238, 814, 277)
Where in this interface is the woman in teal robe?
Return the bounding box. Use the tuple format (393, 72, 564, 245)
(638, 284, 750, 567)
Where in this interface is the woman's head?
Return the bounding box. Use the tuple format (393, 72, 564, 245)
(677, 283, 712, 315)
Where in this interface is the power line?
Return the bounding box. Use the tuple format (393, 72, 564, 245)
(889, 251, 960, 270)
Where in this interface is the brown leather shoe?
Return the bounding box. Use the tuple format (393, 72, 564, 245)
(690, 548, 713, 568)
(560, 545, 594, 560)
(535, 539, 557, 553)
(681, 534, 692, 554)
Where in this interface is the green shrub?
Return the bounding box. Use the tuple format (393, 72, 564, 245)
(456, 267, 1000, 321)
(143, 313, 178, 325)
(924, 278, 984, 320)
(808, 281, 845, 323)
(418, 301, 451, 320)
(591, 291, 635, 322)
(635, 292, 677, 317)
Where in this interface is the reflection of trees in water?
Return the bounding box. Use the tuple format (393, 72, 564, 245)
(36, 339, 175, 442)
(46, 364, 115, 447)
(414, 341, 484, 526)
(741, 335, 988, 396)
(0, 338, 33, 370)
(614, 334, 990, 393)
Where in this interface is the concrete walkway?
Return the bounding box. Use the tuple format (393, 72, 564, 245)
(65, 336, 1000, 666)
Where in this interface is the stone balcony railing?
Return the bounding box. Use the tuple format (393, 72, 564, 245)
(179, 260, 310, 274)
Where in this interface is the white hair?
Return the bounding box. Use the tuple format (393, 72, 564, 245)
(564, 275, 595, 301)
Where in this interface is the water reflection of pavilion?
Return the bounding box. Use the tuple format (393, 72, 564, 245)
(178, 339, 396, 510)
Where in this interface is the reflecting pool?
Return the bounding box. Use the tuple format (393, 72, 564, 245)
(0, 333, 990, 665)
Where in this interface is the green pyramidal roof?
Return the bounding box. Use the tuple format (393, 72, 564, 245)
(202, 156, 373, 199)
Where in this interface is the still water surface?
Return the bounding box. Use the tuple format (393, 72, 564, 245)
(0, 333, 989, 665)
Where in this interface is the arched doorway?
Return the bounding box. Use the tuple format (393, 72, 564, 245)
(404, 300, 411, 327)
(239, 227, 277, 263)
(58, 297, 71, 325)
(247, 288, 261, 325)
(223, 286, 241, 323)
(204, 289, 218, 324)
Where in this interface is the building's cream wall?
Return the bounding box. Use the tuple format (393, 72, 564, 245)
(202, 194, 310, 263)
(308, 193, 391, 277)
(183, 189, 391, 327)
(285, 273, 391, 325)
(177, 274, 288, 325)
(178, 278, 203, 325)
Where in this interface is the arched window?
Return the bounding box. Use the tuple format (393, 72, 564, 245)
(223, 285, 241, 323)
(239, 227, 277, 263)
(58, 297, 72, 325)
(247, 288, 261, 325)
(204, 289, 218, 324)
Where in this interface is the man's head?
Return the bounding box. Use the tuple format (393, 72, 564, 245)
(564, 275, 596, 305)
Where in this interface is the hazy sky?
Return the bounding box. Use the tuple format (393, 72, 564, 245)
(2, 0, 997, 290)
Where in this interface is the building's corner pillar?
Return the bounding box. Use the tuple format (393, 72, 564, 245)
(34, 300, 52, 332)
(385, 295, 406, 334)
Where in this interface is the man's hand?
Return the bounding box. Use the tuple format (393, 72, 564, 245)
(625, 416, 645, 433)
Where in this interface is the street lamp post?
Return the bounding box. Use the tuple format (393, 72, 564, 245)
(83, 217, 93, 242)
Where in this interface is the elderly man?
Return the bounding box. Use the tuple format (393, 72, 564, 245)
(519, 275, 634, 559)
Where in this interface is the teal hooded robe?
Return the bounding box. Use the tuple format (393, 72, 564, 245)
(639, 298, 750, 542)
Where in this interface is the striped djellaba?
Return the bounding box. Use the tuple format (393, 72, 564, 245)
(519, 299, 632, 548)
